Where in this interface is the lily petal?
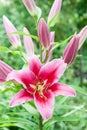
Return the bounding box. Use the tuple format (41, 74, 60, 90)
(34, 90, 54, 120)
(3, 15, 21, 48)
(39, 59, 67, 84)
(29, 55, 42, 76)
(50, 83, 76, 97)
(6, 69, 36, 88)
(23, 27, 34, 56)
(0, 60, 13, 82)
(10, 89, 33, 107)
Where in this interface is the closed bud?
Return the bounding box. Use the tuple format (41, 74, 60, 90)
(48, 0, 62, 27)
(23, 27, 34, 56)
(62, 35, 79, 65)
(3, 16, 21, 48)
(23, 0, 41, 19)
(38, 18, 50, 48)
(78, 26, 87, 50)
(50, 31, 55, 43)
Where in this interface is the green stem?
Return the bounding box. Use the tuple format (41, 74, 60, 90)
(39, 115, 43, 130)
(43, 49, 49, 63)
(79, 48, 83, 87)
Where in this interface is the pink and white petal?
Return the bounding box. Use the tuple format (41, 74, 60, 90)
(23, 0, 37, 16)
(3, 16, 21, 48)
(50, 83, 76, 97)
(78, 26, 87, 49)
(50, 32, 55, 43)
(10, 89, 33, 107)
(39, 59, 67, 84)
(6, 69, 36, 86)
(62, 35, 79, 65)
(38, 18, 50, 48)
(23, 27, 34, 56)
(0, 60, 13, 82)
(34, 90, 54, 120)
(29, 55, 42, 76)
(0, 77, 5, 82)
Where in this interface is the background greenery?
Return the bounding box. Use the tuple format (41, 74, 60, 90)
(0, 0, 87, 130)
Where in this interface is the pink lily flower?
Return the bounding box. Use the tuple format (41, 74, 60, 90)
(62, 35, 80, 65)
(23, 27, 34, 56)
(38, 18, 50, 48)
(6, 56, 76, 120)
(3, 16, 21, 48)
(0, 60, 13, 82)
(48, 0, 62, 27)
(78, 26, 87, 50)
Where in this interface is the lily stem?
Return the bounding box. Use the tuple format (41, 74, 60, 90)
(79, 48, 83, 87)
(39, 115, 43, 130)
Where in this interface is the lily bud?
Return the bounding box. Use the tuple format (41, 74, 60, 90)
(3, 16, 21, 48)
(38, 18, 50, 48)
(0, 60, 13, 82)
(48, 0, 62, 27)
(42, 32, 55, 63)
(78, 26, 87, 50)
(23, 27, 34, 56)
(23, 0, 41, 19)
(50, 31, 55, 43)
(62, 35, 80, 65)
(23, 0, 37, 16)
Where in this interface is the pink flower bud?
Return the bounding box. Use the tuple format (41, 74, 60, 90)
(48, 0, 62, 27)
(23, 0, 41, 19)
(23, 0, 37, 16)
(50, 31, 55, 43)
(78, 26, 87, 50)
(42, 32, 55, 63)
(0, 60, 13, 82)
(3, 16, 21, 48)
(23, 27, 34, 56)
(38, 18, 50, 48)
(62, 35, 80, 65)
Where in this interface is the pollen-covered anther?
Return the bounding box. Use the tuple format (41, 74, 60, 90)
(37, 84, 43, 95)
(30, 84, 36, 89)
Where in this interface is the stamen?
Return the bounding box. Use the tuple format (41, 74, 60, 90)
(30, 84, 36, 89)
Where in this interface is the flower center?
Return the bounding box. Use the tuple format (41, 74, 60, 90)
(30, 79, 45, 95)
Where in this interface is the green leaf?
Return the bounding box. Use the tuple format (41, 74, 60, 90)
(43, 116, 79, 130)
(58, 97, 68, 105)
(62, 105, 84, 117)
(73, 85, 87, 95)
(10, 51, 21, 55)
(0, 117, 37, 130)
(11, 31, 38, 41)
(22, 103, 38, 116)
(36, 7, 42, 21)
(52, 35, 73, 50)
(47, 13, 58, 27)
(0, 46, 10, 52)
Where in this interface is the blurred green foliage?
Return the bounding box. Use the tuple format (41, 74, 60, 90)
(0, 0, 87, 130)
